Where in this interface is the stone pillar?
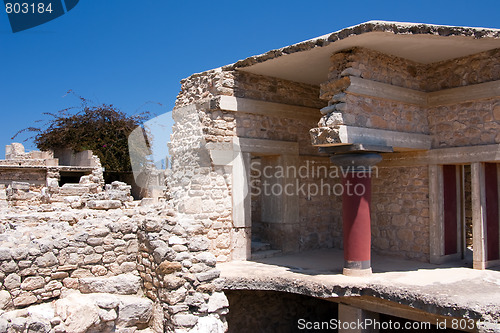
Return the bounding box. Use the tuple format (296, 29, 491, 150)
(330, 153, 382, 276)
(338, 303, 379, 333)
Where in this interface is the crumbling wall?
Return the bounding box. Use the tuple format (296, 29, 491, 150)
(0, 205, 141, 309)
(175, 69, 324, 109)
(137, 209, 228, 332)
(0, 195, 228, 332)
(168, 103, 234, 262)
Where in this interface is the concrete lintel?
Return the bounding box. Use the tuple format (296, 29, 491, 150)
(380, 144, 500, 167)
(238, 137, 299, 156)
(319, 144, 393, 155)
(210, 95, 319, 122)
(347, 76, 427, 106)
(343, 77, 500, 107)
(313, 126, 431, 150)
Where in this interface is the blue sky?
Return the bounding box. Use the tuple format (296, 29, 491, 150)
(1, 0, 499, 164)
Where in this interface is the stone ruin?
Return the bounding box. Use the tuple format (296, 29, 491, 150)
(0, 144, 227, 333)
(1, 20, 500, 333)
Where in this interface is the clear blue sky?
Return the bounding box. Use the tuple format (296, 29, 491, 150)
(1, 0, 499, 163)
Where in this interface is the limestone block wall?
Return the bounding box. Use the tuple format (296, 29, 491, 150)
(297, 157, 343, 250)
(137, 212, 228, 332)
(230, 71, 325, 109)
(425, 48, 500, 91)
(0, 206, 141, 309)
(371, 165, 430, 261)
(317, 47, 429, 135)
(428, 99, 500, 148)
(175, 69, 324, 110)
(425, 49, 500, 148)
(0, 198, 229, 332)
(326, 47, 425, 91)
(169, 102, 234, 262)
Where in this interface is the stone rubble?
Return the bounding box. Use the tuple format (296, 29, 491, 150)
(0, 179, 228, 332)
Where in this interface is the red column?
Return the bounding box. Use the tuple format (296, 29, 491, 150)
(342, 171, 372, 275)
(330, 152, 381, 276)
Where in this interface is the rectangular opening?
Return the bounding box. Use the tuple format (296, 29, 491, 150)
(442, 165, 458, 256)
(484, 163, 500, 261)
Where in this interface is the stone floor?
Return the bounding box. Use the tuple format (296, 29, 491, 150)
(219, 248, 500, 329)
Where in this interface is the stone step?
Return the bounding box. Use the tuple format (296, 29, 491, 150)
(251, 241, 271, 252)
(251, 249, 282, 260)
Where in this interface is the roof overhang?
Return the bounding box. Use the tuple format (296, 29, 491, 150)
(226, 21, 500, 86)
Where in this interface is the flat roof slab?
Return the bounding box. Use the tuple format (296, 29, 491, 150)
(224, 21, 500, 85)
(219, 248, 500, 326)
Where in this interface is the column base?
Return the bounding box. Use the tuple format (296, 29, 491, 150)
(343, 267, 372, 277)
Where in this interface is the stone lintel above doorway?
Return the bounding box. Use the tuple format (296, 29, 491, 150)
(310, 125, 431, 151)
(319, 144, 393, 156)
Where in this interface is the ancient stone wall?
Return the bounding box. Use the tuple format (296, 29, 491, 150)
(428, 98, 500, 148)
(296, 157, 343, 250)
(0, 205, 141, 309)
(317, 47, 429, 135)
(327, 48, 425, 91)
(0, 196, 228, 332)
(168, 103, 234, 262)
(325, 47, 500, 92)
(425, 49, 500, 148)
(172, 68, 338, 261)
(176, 69, 324, 109)
(137, 209, 228, 332)
(0, 170, 46, 187)
(425, 48, 500, 91)
(371, 165, 430, 261)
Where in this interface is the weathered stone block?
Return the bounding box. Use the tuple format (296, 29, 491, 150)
(157, 261, 182, 275)
(13, 292, 37, 307)
(87, 200, 121, 210)
(79, 274, 141, 295)
(35, 253, 58, 268)
(163, 276, 185, 290)
(3, 273, 21, 290)
(21, 276, 45, 291)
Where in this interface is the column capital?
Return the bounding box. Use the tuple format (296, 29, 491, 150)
(330, 152, 382, 172)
